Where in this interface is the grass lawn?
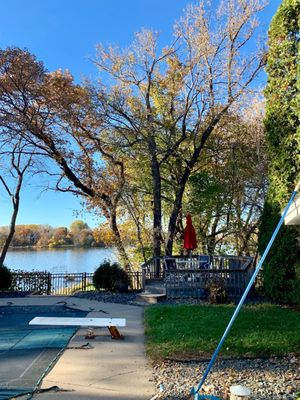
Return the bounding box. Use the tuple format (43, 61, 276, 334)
(144, 303, 300, 360)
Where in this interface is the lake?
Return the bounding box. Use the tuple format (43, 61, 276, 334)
(4, 247, 117, 273)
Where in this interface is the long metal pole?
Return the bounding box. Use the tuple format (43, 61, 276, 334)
(191, 181, 300, 398)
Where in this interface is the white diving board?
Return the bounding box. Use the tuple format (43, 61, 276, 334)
(29, 317, 126, 339)
(29, 317, 126, 327)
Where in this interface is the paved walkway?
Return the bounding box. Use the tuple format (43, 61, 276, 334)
(0, 296, 155, 400)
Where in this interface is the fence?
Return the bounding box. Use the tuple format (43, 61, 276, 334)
(165, 268, 251, 299)
(164, 255, 254, 299)
(141, 257, 164, 280)
(11, 271, 143, 295)
(141, 254, 257, 300)
(141, 255, 253, 278)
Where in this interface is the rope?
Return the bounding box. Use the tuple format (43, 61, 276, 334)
(66, 342, 93, 350)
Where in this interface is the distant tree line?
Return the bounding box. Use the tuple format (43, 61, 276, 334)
(0, 220, 136, 249)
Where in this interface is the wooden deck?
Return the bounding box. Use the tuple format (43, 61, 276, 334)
(141, 255, 254, 300)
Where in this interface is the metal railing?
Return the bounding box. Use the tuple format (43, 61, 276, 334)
(141, 254, 253, 278)
(165, 268, 250, 299)
(141, 254, 255, 299)
(10, 271, 143, 295)
(141, 256, 164, 280)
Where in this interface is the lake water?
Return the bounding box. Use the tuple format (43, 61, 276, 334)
(4, 247, 117, 273)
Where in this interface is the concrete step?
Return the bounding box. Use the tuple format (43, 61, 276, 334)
(136, 293, 166, 305)
(136, 279, 166, 304)
(144, 281, 166, 295)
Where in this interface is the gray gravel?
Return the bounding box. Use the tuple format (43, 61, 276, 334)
(152, 357, 300, 399)
(73, 290, 207, 306)
(73, 290, 140, 305)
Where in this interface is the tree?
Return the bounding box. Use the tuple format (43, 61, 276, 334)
(0, 138, 36, 265)
(94, 0, 267, 269)
(48, 227, 72, 248)
(36, 225, 53, 247)
(0, 0, 267, 272)
(0, 48, 132, 270)
(70, 220, 89, 234)
(187, 99, 267, 257)
(70, 220, 90, 245)
(258, 0, 300, 304)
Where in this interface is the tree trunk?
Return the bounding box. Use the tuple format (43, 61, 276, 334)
(149, 140, 162, 277)
(0, 182, 21, 266)
(123, 195, 148, 263)
(165, 178, 186, 256)
(165, 112, 229, 256)
(206, 213, 221, 255)
(108, 211, 132, 272)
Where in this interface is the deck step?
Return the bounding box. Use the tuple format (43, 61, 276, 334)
(144, 280, 166, 295)
(136, 293, 166, 304)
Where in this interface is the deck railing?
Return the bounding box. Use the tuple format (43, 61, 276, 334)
(10, 270, 143, 295)
(141, 255, 253, 277)
(165, 268, 251, 299)
(141, 254, 256, 299)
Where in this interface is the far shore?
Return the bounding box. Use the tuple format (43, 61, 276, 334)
(7, 244, 106, 251)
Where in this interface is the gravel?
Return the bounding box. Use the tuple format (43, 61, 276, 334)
(151, 357, 300, 399)
(73, 290, 141, 305)
(73, 290, 209, 306)
(0, 291, 30, 298)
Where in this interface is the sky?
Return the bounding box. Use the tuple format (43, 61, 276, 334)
(0, 0, 282, 229)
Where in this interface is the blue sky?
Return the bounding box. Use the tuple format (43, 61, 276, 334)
(0, 0, 282, 229)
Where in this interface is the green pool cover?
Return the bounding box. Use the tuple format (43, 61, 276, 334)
(0, 305, 86, 400)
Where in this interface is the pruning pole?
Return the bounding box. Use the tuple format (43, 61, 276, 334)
(191, 181, 300, 399)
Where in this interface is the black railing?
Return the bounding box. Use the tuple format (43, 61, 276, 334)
(141, 254, 257, 299)
(11, 271, 143, 295)
(48, 272, 94, 295)
(141, 254, 253, 279)
(165, 268, 251, 299)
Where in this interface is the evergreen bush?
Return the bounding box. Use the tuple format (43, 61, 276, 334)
(0, 265, 13, 291)
(259, 202, 300, 304)
(258, 0, 300, 305)
(93, 260, 130, 292)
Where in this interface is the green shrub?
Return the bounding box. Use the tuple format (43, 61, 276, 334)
(11, 270, 50, 294)
(259, 201, 300, 305)
(93, 260, 130, 292)
(0, 265, 12, 291)
(206, 277, 228, 304)
(258, 0, 300, 305)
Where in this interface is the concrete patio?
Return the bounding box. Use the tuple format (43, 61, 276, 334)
(0, 296, 155, 400)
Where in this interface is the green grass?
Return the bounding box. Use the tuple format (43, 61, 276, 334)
(144, 304, 300, 360)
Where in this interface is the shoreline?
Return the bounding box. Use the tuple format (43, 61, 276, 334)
(7, 244, 106, 251)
